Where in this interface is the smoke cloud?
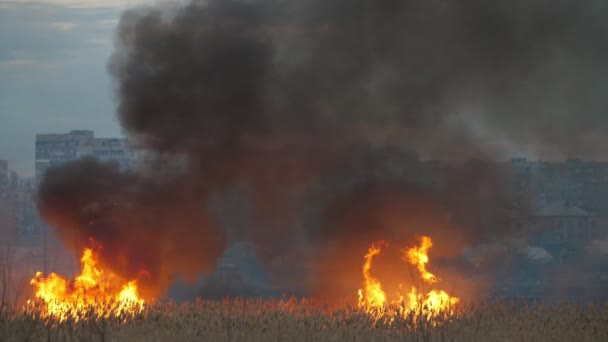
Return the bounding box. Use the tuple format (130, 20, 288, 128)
(36, 0, 608, 298)
(37, 157, 225, 297)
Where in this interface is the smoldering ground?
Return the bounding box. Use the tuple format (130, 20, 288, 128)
(37, 0, 608, 299)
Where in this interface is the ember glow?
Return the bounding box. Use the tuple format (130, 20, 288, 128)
(358, 236, 459, 319)
(29, 246, 145, 321)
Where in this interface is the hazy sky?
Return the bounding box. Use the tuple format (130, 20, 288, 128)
(3, 0, 608, 177)
(0, 1, 159, 176)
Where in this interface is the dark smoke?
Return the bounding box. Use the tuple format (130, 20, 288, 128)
(37, 157, 225, 297)
(37, 0, 608, 298)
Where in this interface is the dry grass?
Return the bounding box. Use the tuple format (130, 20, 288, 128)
(1, 298, 607, 342)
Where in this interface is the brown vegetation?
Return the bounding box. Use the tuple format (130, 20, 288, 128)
(1, 298, 607, 341)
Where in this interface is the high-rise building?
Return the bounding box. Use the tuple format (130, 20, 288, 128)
(0, 159, 8, 197)
(35, 130, 136, 179)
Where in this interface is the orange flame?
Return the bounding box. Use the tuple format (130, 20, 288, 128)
(357, 235, 459, 319)
(29, 247, 144, 321)
(357, 242, 387, 309)
(404, 235, 436, 284)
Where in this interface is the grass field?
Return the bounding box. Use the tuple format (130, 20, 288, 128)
(1, 298, 607, 341)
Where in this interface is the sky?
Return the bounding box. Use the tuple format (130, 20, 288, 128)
(3, 0, 608, 177)
(0, 1, 162, 177)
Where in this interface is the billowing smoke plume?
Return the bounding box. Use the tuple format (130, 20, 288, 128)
(37, 0, 608, 298)
(37, 157, 225, 297)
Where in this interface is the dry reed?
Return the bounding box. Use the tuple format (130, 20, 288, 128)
(1, 297, 607, 341)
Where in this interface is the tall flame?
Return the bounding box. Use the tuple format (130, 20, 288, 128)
(357, 235, 459, 319)
(405, 236, 436, 284)
(357, 242, 387, 309)
(29, 247, 144, 321)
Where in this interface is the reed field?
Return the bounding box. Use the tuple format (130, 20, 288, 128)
(1, 298, 608, 342)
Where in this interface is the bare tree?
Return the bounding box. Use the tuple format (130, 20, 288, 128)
(0, 241, 13, 308)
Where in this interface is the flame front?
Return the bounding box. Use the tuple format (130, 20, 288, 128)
(358, 235, 459, 320)
(29, 247, 144, 321)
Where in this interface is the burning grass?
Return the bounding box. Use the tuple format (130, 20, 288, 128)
(2, 298, 608, 341)
(10, 235, 608, 341)
(357, 237, 459, 320)
(29, 247, 145, 323)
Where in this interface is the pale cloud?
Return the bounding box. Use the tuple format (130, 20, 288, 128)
(95, 18, 119, 27)
(48, 21, 78, 31)
(0, 1, 157, 9)
(0, 58, 35, 66)
(0, 58, 59, 70)
(87, 37, 112, 46)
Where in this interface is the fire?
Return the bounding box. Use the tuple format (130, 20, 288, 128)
(357, 235, 459, 319)
(29, 246, 144, 321)
(405, 236, 436, 284)
(357, 241, 387, 309)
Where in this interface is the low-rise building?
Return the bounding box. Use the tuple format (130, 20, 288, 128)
(528, 202, 596, 262)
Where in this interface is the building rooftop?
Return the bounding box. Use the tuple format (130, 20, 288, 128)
(533, 202, 591, 217)
(516, 246, 553, 263)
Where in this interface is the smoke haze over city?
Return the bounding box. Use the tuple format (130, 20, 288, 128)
(3, 0, 608, 305)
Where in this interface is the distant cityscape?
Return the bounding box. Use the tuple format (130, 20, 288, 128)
(2, 130, 608, 300)
(2, 130, 137, 239)
(0, 130, 139, 302)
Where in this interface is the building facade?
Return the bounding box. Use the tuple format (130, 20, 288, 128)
(528, 202, 597, 260)
(35, 130, 136, 179)
(0, 159, 8, 198)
